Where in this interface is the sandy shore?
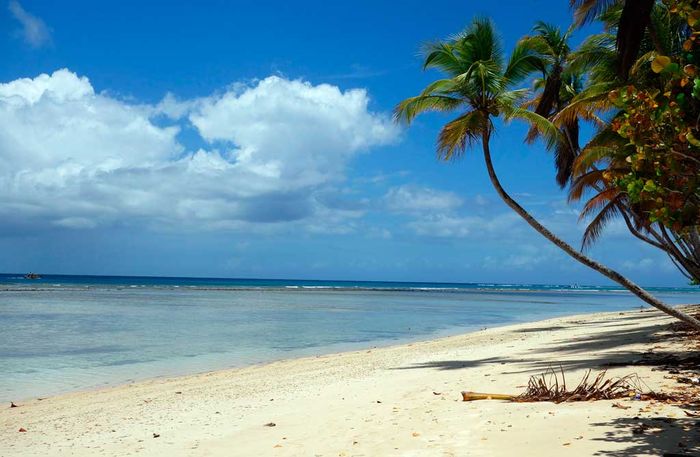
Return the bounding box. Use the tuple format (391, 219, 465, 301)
(1, 308, 698, 456)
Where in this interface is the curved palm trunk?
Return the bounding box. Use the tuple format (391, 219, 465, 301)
(481, 129, 700, 330)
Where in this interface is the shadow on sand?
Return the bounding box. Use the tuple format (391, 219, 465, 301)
(590, 416, 700, 456)
(392, 309, 700, 456)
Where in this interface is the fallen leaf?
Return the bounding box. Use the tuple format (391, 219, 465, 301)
(18, 428, 27, 432)
(432, 392, 442, 395)
(563, 443, 571, 446)
(412, 432, 420, 437)
(273, 444, 282, 448)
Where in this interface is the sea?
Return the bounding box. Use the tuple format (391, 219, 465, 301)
(1, 273, 698, 402)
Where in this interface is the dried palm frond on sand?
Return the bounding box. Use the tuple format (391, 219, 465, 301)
(462, 367, 673, 403)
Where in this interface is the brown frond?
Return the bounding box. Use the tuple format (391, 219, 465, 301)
(580, 187, 620, 220)
(569, 169, 607, 202)
(581, 196, 623, 250)
(436, 111, 486, 161)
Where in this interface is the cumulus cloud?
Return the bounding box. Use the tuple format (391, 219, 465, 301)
(190, 77, 397, 186)
(0, 69, 398, 233)
(8, 1, 51, 48)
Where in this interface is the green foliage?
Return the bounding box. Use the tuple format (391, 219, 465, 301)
(601, 1, 700, 232)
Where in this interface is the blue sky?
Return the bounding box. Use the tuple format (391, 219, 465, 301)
(0, 1, 688, 286)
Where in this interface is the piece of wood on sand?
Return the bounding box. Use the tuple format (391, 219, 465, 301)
(461, 391, 515, 401)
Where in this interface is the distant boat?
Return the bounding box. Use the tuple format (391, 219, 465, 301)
(24, 273, 41, 280)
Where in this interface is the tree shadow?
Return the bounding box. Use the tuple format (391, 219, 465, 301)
(393, 314, 686, 373)
(391, 356, 511, 371)
(590, 416, 700, 456)
(391, 309, 700, 454)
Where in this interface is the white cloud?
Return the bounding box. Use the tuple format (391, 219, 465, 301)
(8, 1, 51, 48)
(384, 185, 463, 213)
(190, 76, 397, 186)
(0, 69, 398, 233)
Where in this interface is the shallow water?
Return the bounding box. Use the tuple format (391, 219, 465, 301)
(1, 275, 698, 402)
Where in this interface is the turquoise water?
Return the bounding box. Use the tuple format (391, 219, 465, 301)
(1, 274, 698, 402)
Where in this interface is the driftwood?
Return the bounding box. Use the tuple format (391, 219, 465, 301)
(461, 392, 514, 401)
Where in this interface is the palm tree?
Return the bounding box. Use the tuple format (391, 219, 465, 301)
(519, 21, 583, 188)
(395, 18, 700, 329)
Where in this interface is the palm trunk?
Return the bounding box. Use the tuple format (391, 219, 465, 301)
(481, 129, 700, 330)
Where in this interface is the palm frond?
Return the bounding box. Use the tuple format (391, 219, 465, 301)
(464, 17, 504, 69)
(436, 110, 487, 160)
(581, 195, 623, 250)
(418, 78, 462, 97)
(422, 42, 468, 76)
(580, 187, 620, 219)
(568, 33, 617, 83)
(571, 145, 617, 176)
(504, 106, 563, 151)
(552, 83, 615, 127)
(394, 95, 463, 124)
(505, 40, 545, 84)
(569, 168, 607, 202)
(570, 0, 617, 26)
(466, 60, 507, 100)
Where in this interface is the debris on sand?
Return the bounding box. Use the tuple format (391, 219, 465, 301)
(462, 367, 677, 404)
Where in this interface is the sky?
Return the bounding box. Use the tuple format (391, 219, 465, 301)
(0, 0, 689, 286)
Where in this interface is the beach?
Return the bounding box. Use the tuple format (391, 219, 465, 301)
(2, 307, 697, 456)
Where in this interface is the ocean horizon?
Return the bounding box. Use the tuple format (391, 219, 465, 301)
(2, 272, 698, 292)
(2, 273, 699, 402)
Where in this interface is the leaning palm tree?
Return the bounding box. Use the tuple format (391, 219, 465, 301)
(395, 18, 700, 329)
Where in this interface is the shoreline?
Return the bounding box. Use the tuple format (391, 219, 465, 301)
(2, 307, 699, 456)
(0, 304, 669, 404)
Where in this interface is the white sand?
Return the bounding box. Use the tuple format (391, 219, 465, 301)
(1, 308, 697, 456)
